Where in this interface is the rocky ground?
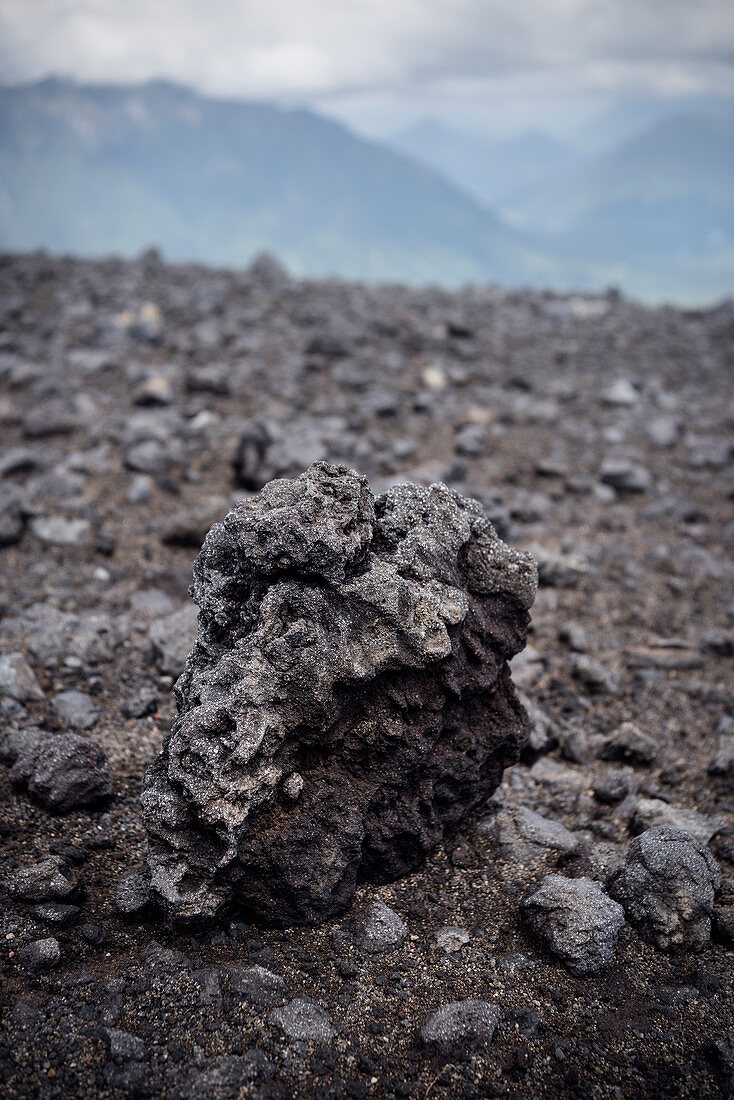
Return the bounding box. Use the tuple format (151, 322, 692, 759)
(0, 249, 733, 1099)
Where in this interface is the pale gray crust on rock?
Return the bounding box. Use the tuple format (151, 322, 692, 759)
(141, 462, 537, 925)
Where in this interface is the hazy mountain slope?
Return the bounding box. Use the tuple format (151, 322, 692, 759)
(0, 79, 556, 285)
(389, 118, 579, 208)
(508, 113, 734, 262)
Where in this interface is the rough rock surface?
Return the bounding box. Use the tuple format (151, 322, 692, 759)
(522, 875, 626, 975)
(11, 733, 112, 812)
(420, 1000, 501, 1057)
(141, 461, 537, 924)
(610, 826, 721, 952)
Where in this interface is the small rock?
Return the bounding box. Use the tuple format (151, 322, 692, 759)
(149, 605, 198, 678)
(11, 733, 112, 811)
(0, 484, 26, 546)
(420, 1000, 500, 1058)
(133, 374, 173, 406)
(115, 870, 152, 917)
(599, 458, 651, 494)
(51, 690, 98, 730)
(0, 725, 45, 767)
(572, 656, 620, 694)
(600, 722, 657, 765)
(522, 876, 625, 975)
(353, 900, 408, 953)
(434, 926, 470, 953)
(479, 804, 579, 863)
(103, 1028, 148, 1062)
(17, 937, 61, 972)
(610, 826, 721, 952)
(631, 798, 725, 846)
(6, 855, 80, 902)
(31, 902, 81, 928)
(30, 516, 92, 546)
(226, 965, 288, 1007)
(0, 652, 44, 702)
(269, 999, 336, 1043)
(709, 735, 734, 776)
(602, 379, 638, 406)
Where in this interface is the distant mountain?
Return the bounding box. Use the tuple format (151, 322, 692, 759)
(0, 79, 556, 286)
(503, 111, 734, 303)
(389, 118, 579, 209)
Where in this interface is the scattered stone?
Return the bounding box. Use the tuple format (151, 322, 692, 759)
(631, 798, 725, 846)
(419, 1000, 500, 1058)
(102, 1028, 148, 1062)
(0, 652, 44, 702)
(611, 826, 721, 952)
(226, 965, 289, 1007)
(17, 937, 61, 972)
(709, 735, 734, 776)
(30, 516, 92, 546)
(269, 999, 336, 1043)
(479, 804, 579, 863)
(141, 463, 537, 925)
(0, 725, 46, 766)
(602, 379, 639, 406)
(115, 870, 152, 917)
(434, 926, 470, 953)
(353, 900, 408, 953)
(149, 604, 198, 678)
(600, 722, 658, 765)
(11, 733, 112, 811)
(572, 656, 620, 694)
(160, 497, 228, 547)
(134, 375, 173, 406)
(523, 876, 625, 975)
(51, 690, 98, 730)
(6, 855, 80, 902)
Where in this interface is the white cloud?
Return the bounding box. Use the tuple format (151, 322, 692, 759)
(0, 0, 732, 133)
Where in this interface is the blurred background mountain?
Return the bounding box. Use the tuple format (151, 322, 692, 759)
(1, 77, 732, 304)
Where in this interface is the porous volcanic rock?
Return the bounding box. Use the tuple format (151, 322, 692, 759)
(140, 462, 537, 925)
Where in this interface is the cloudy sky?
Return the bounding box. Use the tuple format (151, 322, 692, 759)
(1, 0, 732, 138)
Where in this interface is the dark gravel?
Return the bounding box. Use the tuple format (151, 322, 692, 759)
(0, 250, 733, 1098)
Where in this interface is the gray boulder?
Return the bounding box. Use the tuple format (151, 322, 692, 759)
(141, 463, 536, 925)
(610, 826, 721, 952)
(11, 733, 112, 811)
(522, 875, 625, 975)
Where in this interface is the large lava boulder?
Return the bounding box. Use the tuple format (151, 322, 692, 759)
(140, 462, 537, 925)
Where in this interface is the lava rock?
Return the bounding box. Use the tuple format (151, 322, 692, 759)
(0, 725, 46, 767)
(51, 690, 98, 730)
(522, 876, 625, 975)
(11, 733, 112, 811)
(226, 965, 289, 1007)
(352, 900, 408, 953)
(17, 937, 61, 972)
(115, 870, 152, 917)
(0, 652, 44, 702)
(141, 462, 537, 925)
(610, 826, 721, 952)
(419, 1000, 500, 1058)
(6, 855, 80, 902)
(268, 999, 336, 1043)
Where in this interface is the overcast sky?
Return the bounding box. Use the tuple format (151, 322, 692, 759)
(1, 0, 732, 138)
